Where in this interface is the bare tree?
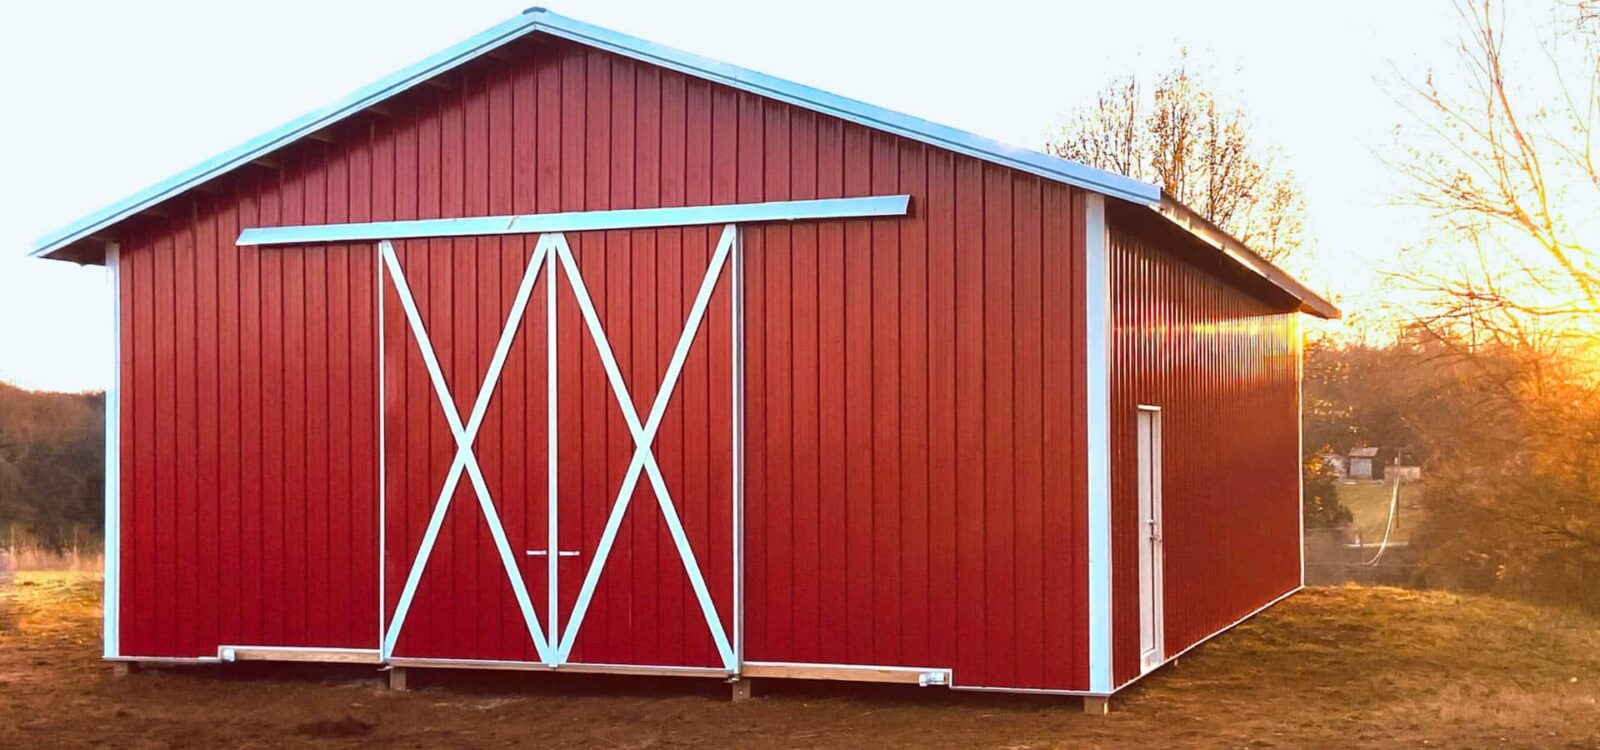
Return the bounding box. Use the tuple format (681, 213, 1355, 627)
(1047, 57, 1308, 264)
(1379, 1, 1600, 614)
(1390, 0, 1600, 343)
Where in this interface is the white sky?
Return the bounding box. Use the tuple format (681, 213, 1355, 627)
(0, 0, 1467, 392)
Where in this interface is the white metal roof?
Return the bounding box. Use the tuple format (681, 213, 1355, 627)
(28, 8, 1338, 318)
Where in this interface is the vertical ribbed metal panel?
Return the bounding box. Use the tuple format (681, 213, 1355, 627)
(1105, 204, 1302, 687)
(741, 134, 1088, 690)
(117, 179, 380, 658)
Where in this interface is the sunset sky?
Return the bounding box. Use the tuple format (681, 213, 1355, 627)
(0, 0, 1493, 392)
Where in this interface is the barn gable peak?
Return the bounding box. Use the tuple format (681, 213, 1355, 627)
(27, 9, 1337, 319)
(29, 9, 1155, 264)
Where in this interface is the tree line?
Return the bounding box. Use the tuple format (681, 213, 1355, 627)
(0, 381, 104, 552)
(1304, 328, 1600, 612)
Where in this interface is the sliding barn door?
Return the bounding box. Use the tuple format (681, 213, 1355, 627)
(379, 228, 738, 672)
(379, 235, 554, 664)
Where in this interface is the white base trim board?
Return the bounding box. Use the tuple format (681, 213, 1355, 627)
(219, 646, 382, 664)
(742, 661, 950, 686)
(104, 656, 224, 665)
(387, 657, 729, 678)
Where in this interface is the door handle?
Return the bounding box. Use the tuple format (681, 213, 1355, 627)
(525, 550, 581, 557)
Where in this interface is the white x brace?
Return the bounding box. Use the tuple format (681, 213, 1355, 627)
(379, 227, 738, 672)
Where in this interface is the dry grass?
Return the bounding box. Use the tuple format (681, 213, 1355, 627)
(4, 549, 103, 573)
(1, 573, 1599, 748)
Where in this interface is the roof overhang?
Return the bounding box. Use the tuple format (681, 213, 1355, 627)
(29, 8, 1154, 264)
(29, 11, 554, 263)
(1155, 194, 1340, 319)
(27, 7, 1337, 320)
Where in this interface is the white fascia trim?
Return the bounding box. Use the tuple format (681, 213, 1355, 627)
(30, 12, 548, 259)
(236, 196, 909, 247)
(103, 242, 121, 659)
(1084, 194, 1113, 694)
(35, 5, 1157, 260)
(1155, 196, 1341, 320)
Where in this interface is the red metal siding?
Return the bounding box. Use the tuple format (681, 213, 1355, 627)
(1105, 204, 1302, 687)
(112, 35, 1091, 689)
(117, 185, 380, 658)
(739, 137, 1089, 689)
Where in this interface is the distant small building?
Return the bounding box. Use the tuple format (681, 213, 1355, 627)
(1390, 465, 1423, 483)
(1347, 447, 1396, 480)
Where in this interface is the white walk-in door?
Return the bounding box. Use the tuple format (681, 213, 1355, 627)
(1137, 406, 1165, 672)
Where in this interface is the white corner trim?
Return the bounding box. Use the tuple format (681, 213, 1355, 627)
(1297, 316, 1306, 587)
(1084, 194, 1113, 693)
(103, 241, 122, 660)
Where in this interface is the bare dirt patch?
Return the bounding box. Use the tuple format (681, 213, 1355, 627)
(2, 573, 1599, 748)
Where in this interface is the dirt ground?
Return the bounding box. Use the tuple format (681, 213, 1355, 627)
(3, 573, 1599, 749)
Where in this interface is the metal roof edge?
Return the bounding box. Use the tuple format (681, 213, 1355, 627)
(31, 8, 1162, 261)
(30, 12, 549, 259)
(527, 11, 1162, 207)
(1154, 194, 1341, 320)
(30, 10, 1334, 322)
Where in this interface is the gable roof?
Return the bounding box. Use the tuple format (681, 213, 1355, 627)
(29, 7, 1338, 319)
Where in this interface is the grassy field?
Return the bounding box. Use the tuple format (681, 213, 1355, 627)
(1337, 479, 1426, 545)
(3, 572, 1599, 748)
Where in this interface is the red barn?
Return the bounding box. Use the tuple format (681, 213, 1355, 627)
(34, 9, 1338, 709)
